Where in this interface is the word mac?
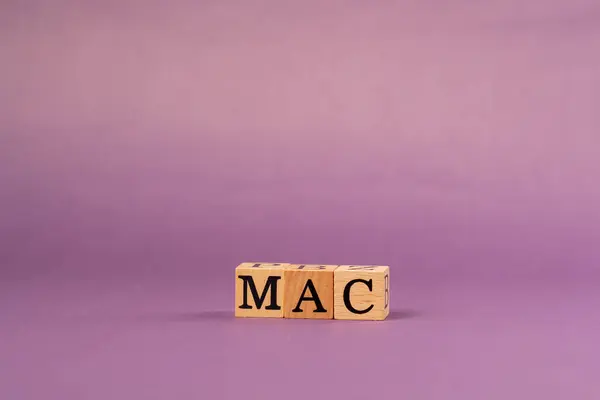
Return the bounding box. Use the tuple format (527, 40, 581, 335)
(235, 263, 390, 321)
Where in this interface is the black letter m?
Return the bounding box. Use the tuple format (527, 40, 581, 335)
(238, 275, 281, 310)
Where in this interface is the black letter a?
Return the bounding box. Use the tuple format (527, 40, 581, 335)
(292, 279, 327, 313)
(238, 275, 281, 310)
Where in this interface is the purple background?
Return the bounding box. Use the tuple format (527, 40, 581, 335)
(2, 1, 600, 399)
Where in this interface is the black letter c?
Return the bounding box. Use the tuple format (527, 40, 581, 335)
(343, 279, 374, 314)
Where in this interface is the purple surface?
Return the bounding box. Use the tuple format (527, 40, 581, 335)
(2, 1, 600, 399)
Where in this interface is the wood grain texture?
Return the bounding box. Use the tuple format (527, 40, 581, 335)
(235, 262, 289, 318)
(283, 264, 337, 319)
(333, 265, 390, 320)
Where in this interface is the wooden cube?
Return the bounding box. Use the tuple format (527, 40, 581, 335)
(283, 264, 338, 319)
(333, 265, 390, 320)
(235, 262, 289, 318)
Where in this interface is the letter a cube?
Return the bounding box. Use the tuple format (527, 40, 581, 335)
(283, 264, 337, 319)
(235, 262, 289, 318)
(334, 265, 390, 320)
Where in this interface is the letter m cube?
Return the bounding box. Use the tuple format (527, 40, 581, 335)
(235, 262, 289, 318)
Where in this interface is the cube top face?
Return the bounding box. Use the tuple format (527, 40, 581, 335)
(334, 266, 390, 321)
(287, 264, 339, 271)
(336, 265, 389, 272)
(235, 263, 287, 318)
(236, 262, 290, 271)
(283, 265, 337, 319)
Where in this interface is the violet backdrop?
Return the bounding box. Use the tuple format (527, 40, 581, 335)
(1, 1, 600, 399)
